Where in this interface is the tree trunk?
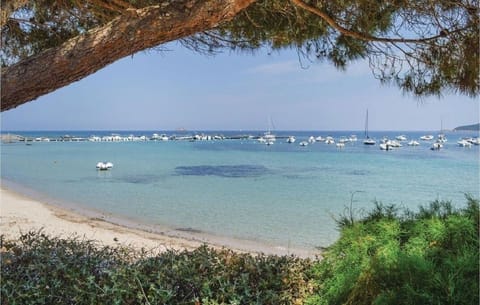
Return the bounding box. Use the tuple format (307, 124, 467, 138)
(1, 0, 256, 111)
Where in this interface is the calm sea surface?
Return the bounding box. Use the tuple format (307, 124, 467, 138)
(1, 130, 479, 252)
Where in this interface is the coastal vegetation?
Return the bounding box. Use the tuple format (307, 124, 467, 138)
(2, 0, 478, 110)
(454, 123, 480, 131)
(306, 196, 479, 305)
(2, 196, 478, 304)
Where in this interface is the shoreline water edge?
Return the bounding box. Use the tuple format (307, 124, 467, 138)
(0, 182, 321, 258)
(2, 129, 478, 260)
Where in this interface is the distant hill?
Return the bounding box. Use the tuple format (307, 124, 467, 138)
(454, 123, 480, 131)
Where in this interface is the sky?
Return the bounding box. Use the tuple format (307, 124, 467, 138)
(1, 43, 479, 131)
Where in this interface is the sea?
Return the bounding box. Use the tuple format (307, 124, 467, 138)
(1, 130, 479, 254)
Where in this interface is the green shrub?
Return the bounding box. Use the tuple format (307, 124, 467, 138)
(2, 197, 478, 305)
(1, 232, 312, 305)
(306, 196, 479, 305)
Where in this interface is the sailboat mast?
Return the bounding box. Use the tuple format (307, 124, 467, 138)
(365, 109, 369, 138)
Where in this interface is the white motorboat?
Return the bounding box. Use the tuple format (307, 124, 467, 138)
(286, 136, 296, 143)
(379, 143, 392, 150)
(468, 137, 480, 145)
(315, 136, 325, 142)
(430, 142, 443, 150)
(308, 136, 316, 143)
(420, 135, 434, 141)
(389, 140, 402, 147)
(457, 139, 472, 147)
(336, 142, 345, 148)
(299, 141, 308, 146)
(96, 161, 113, 170)
(379, 139, 400, 150)
(407, 140, 420, 146)
(152, 133, 169, 141)
(395, 135, 407, 141)
(325, 137, 335, 144)
(89, 136, 101, 142)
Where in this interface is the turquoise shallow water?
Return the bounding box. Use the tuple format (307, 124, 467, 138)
(1, 130, 479, 251)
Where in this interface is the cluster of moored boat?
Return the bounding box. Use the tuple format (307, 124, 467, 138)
(278, 135, 358, 148)
(375, 134, 480, 151)
(8, 132, 480, 151)
(375, 134, 479, 150)
(268, 133, 480, 151)
(88, 133, 229, 142)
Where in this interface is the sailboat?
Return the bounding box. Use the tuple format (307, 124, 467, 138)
(437, 119, 447, 143)
(363, 109, 376, 145)
(263, 116, 276, 145)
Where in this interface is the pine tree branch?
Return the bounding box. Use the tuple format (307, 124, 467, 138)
(1, 0, 256, 111)
(290, 0, 468, 44)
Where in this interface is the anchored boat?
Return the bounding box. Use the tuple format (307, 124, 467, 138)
(96, 162, 113, 170)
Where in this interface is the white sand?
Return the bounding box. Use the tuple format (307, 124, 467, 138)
(0, 187, 203, 252)
(0, 186, 320, 258)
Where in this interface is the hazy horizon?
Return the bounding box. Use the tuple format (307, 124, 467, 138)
(2, 126, 478, 132)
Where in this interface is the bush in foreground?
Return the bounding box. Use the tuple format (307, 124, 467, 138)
(306, 196, 479, 305)
(1, 196, 478, 305)
(1, 232, 312, 305)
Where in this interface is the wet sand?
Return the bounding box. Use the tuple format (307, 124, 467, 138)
(0, 186, 320, 258)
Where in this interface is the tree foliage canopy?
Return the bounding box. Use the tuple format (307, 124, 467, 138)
(1, 0, 479, 109)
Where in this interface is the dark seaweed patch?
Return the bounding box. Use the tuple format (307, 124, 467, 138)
(117, 174, 162, 184)
(175, 227, 202, 234)
(175, 165, 269, 178)
(348, 170, 371, 176)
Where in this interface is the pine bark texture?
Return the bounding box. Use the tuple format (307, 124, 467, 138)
(1, 0, 256, 111)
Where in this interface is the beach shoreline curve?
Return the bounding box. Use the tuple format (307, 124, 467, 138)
(0, 185, 320, 258)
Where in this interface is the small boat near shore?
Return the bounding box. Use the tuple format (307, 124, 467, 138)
(96, 162, 113, 170)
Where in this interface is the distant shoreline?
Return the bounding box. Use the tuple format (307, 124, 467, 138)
(453, 123, 480, 131)
(0, 183, 319, 258)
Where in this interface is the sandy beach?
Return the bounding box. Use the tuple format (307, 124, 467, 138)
(0, 186, 319, 257)
(0, 186, 207, 252)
